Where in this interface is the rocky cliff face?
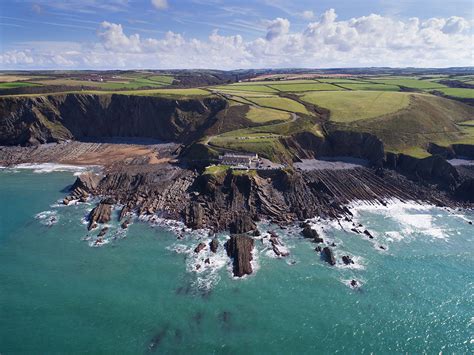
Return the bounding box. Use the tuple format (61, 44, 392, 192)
(385, 153, 460, 191)
(0, 94, 226, 146)
(282, 130, 385, 167)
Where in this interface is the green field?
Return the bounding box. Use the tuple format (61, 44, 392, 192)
(213, 85, 278, 93)
(119, 88, 210, 96)
(267, 83, 344, 92)
(300, 91, 411, 122)
(369, 78, 447, 89)
(246, 97, 310, 114)
(433, 88, 474, 99)
(337, 83, 400, 91)
(0, 82, 41, 89)
(315, 78, 367, 84)
(246, 106, 291, 123)
(241, 80, 319, 85)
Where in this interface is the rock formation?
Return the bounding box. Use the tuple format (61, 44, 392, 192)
(322, 247, 336, 266)
(88, 198, 114, 230)
(225, 235, 254, 277)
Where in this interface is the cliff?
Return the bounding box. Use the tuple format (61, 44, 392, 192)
(0, 94, 226, 146)
(282, 130, 385, 167)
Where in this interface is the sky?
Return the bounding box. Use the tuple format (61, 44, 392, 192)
(1, 0, 473, 70)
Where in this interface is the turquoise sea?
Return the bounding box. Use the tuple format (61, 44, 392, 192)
(0, 168, 473, 354)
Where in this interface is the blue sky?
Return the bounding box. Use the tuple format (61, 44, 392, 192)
(1, 0, 473, 69)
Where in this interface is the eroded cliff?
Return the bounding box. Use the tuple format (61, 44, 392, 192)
(0, 94, 226, 145)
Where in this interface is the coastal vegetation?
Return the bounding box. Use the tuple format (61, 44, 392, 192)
(1, 68, 473, 160)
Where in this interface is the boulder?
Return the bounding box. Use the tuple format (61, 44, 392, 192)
(209, 238, 219, 253)
(322, 247, 336, 266)
(301, 226, 318, 238)
(342, 255, 354, 265)
(194, 242, 206, 253)
(121, 218, 130, 229)
(363, 230, 374, 239)
(301, 226, 324, 243)
(225, 235, 254, 277)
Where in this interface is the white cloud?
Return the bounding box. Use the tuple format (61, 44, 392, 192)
(151, 0, 168, 10)
(1, 9, 472, 69)
(301, 10, 315, 20)
(265, 18, 290, 41)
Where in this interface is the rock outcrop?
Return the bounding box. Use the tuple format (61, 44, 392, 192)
(342, 255, 354, 265)
(385, 153, 459, 190)
(454, 178, 474, 202)
(225, 235, 254, 277)
(268, 231, 289, 257)
(282, 130, 385, 167)
(322, 247, 336, 266)
(229, 215, 257, 234)
(88, 198, 114, 230)
(209, 238, 219, 253)
(301, 226, 324, 243)
(194, 242, 206, 253)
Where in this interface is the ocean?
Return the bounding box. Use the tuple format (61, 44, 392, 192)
(0, 167, 473, 354)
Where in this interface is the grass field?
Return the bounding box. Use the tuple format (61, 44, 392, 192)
(433, 88, 474, 99)
(245, 97, 310, 114)
(368, 78, 447, 89)
(22, 74, 174, 90)
(0, 75, 47, 82)
(118, 88, 209, 96)
(213, 85, 278, 93)
(300, 91, 411, 122)
(209, 134, 289, 161)
(238, 80, 319, 85)
(268, 83, 344, 92)
(337, 83, 400, 91)
(315, 78, 367, 84)
(0, 82, 41, 89)
(3, 88, 211, 98)
(348, 94, 474, 151)
(246, 106, 291, 123)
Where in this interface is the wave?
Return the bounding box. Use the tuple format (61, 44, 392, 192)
(35, 210, 59, 226)
(13, 163, 101, 174)
(348, 199, 454, 241)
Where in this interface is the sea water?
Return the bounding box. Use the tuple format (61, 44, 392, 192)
(0, 169, 473, 354)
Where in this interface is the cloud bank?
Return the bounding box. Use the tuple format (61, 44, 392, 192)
(1, 9, 472, 69)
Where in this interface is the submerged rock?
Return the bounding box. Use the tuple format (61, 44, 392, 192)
(97, 227, 109, 237)
(225, 235, 254, 277)
(322, 247, 336, 266)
